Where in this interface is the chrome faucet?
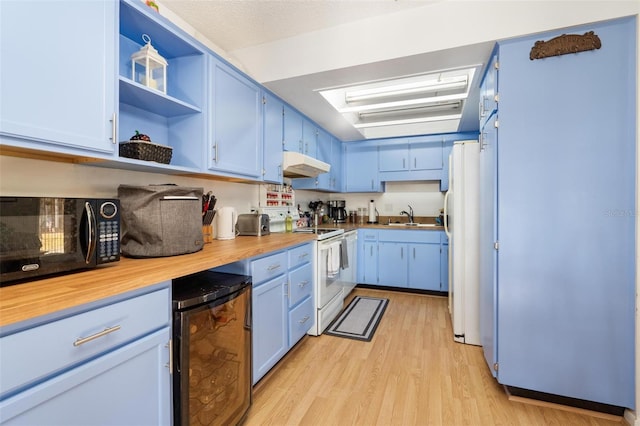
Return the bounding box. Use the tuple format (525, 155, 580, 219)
(400, 205, 414, 223)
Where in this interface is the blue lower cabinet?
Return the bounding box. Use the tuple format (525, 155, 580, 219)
(0, 285, 171, 424)
(359, 230, 446, 292)
(408, 243, 441, 291)
(288, 297, 314, 347)
(252, 274, 288, 383)
(228, 242, 314, 385)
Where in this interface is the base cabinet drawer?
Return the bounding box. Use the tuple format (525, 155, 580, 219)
(288, 263, 313, 307)
(0, 287, 170, 398)
(0, 328, 171, 425)
(288, 297, 314, 347)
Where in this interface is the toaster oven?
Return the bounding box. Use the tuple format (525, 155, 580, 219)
(236, 213, 270, 236)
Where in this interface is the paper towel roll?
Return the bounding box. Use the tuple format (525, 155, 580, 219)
(368, 200, 377, 223)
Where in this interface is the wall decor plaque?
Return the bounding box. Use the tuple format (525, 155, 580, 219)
(530, 31, 601, 60)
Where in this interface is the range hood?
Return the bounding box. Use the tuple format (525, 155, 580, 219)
(282, 151, 331, 178)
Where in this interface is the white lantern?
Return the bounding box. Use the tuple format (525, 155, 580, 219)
(131, 34, 168, 93)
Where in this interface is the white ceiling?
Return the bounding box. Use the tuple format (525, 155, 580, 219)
(158, 0, 638, 141)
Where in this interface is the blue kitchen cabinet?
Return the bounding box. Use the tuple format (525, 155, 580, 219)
(208, 58, 262, 179)
(440, 234, 449, 292)
(330, 137, 344, 191)
(378, 139, 409, 171)
(479, 17, 636, 408)
(408, 243, 441, 291)
(263, 92, 284, 183)
(479, 112, 498, 377)
(283, 105, 303, 153)
(252, 273, 288, 383)
(479, 51, 499, 129)
(293, 127, 330, 190)
(0, 0, 117, 156)
(357, 230, 378, 284)
(377, 242, 408, 287)
(0, 285, 171, 425)
(216, 242, 314, 384)
(409, 136, 444, 171)
(344, 143, 381, 192)
(118, 0, 207, 171)
(440, 140, 454, 191)
(302, 118, 317, 157)
(292, 130, 342, 191)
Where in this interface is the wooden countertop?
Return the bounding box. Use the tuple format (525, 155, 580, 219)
(0, 233, 315, 328)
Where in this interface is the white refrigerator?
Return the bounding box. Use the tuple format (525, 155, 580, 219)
(444, 140, 480, 346)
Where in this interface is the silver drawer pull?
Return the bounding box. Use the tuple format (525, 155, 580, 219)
(267, 264, 281, 271)
(298, 280, 309, 288)
(73, 325, 121, 347)
(299, 253, 309, 259)
(298, 316, 310, 324)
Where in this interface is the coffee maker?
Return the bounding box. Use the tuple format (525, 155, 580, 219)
(329, 200, 347, 223)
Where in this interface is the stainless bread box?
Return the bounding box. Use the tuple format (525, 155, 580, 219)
(236, 213, 270, 236)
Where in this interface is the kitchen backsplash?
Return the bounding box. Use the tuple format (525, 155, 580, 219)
(1, 156, 444, 218)
(0, 156, 259, 214)
(295, 181, 445, 218)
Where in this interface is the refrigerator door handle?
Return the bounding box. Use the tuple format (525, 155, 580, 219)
(443, 190, 451, 238)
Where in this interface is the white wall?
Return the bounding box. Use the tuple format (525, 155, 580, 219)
(0, 156, 259, 214)
(295, 181, 444, 219)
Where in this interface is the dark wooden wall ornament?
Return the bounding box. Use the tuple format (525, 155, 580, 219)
(530, 31, 601, 60)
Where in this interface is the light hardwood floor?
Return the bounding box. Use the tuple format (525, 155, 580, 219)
(245, 288, 625, 426)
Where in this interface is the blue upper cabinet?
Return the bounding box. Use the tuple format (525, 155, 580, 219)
(208, 58, 262, 178)
(283, 105, 303, 152)
(378, 139, 409, 171)
(118, 0, 206, 171)
(292, 128, 334, 191)
(0, 0, 117, 155)
(302, 119, 317, 157)
(479, 51, 499, 129)
(409, 136, 443, 171)
(344, 142, 381, 192)
(262, 92, 284, 183)
(330, 137, 343, 191)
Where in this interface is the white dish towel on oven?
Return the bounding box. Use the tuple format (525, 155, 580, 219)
(327, 241, 341, 278)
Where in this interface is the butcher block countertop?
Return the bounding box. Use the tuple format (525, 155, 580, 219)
(0, 233, 316, 328)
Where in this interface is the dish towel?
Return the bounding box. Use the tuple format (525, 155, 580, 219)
(340, 239, 349, 269)
(327, 241, 341, 278)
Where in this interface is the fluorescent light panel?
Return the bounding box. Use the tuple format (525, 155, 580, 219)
(345, 75, 468, 103)
(317, 68, 476, 138)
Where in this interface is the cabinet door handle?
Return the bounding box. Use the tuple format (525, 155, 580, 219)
(401, 247, 404, 259)
(299, 253, 309, 260)
(299, 315, 310, 324)
(413, 247, 416, 259)
(370, 246, 373, 256)
(212, 143, 219, 163)
(414, 158, 417, 169)
(110, 112, 117, 143)
(73, 325, 121, 347)
(268, 263, 281, 271)
(165, 340, 172, 370)
(402, 158, 406, 169)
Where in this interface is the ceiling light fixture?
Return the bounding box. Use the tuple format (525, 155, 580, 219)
(344, 75, 468, 103)
(338, 93, 467, 114)
(353, 114, 463, 129)
(318, 67, 477, 138)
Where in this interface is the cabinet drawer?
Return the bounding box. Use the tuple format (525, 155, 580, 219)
(288, 263, 313, 307)
(251, 252, 287, 285)
(288, 243, 313, 270)
(360, 229, 378, 241)
(0, 287, 170, 398)
(288, 297, 313, 347)
(378, 229, 441, 243)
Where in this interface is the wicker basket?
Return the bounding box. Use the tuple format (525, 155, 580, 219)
(119, 141, 172, 164)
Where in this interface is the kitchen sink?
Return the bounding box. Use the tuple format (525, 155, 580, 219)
(385, 223, 437, 227)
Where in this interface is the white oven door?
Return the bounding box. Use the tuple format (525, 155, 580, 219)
(317, 237, 344, 309)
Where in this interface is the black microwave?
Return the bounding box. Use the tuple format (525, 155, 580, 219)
(0, 197, 120, 285)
